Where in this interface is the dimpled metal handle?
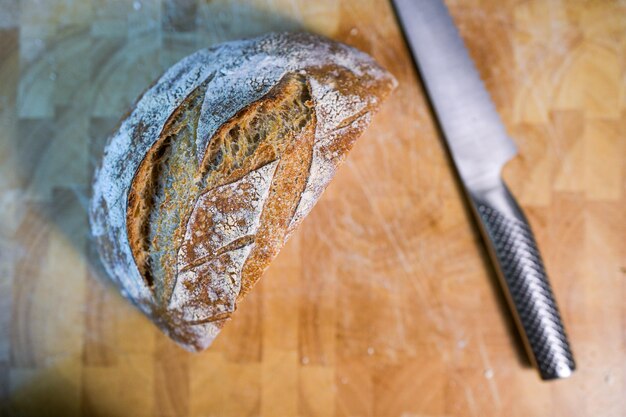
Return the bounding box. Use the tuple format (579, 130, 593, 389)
(472, 183, 576, 380)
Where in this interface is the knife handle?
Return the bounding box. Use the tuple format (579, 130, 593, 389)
(470, 181, 575, 380)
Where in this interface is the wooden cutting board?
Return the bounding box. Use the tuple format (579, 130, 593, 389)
(1, 0, 624, 416)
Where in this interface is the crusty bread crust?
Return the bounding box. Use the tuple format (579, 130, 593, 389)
(90, 32, 396, 351)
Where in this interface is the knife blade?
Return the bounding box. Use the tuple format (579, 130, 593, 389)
(392, 0, 576, 380)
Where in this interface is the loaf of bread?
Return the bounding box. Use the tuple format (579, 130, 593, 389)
(90, 32, 396, 351)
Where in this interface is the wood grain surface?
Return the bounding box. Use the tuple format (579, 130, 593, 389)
(1, 0, 625, 416)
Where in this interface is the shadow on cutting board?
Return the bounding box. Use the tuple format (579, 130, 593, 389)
(1, 2, 305, 414)
(0, 356, 114, 417)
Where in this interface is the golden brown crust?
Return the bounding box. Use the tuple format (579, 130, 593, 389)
(126, 78, 210, 298)
(127, 73, 315, 306)
(90, 32, 397, 351)
(238, 105, 317, 298)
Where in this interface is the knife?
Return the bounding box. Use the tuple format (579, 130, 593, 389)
(392, 0, 575, 380)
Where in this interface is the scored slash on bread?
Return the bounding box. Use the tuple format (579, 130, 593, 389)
(90, 32, 397, 351)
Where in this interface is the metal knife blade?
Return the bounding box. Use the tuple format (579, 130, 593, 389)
(393, 0, 516, 192)
(393, 0, 576, 380)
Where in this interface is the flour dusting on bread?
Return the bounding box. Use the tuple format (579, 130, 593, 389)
(90, 32, 396, 351)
